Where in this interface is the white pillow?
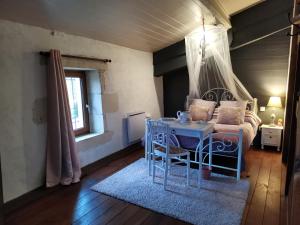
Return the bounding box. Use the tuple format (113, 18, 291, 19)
(216, 106, 242, 125)
(189, 105, 210, 121)
(191, 99, 217, 120)
(220, 100, 247, 123)
(220, 100, 248, 110)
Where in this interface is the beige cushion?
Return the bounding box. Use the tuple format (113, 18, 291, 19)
(189, 105, 209, 121)
(220, 100, 247, 109)
(220, 100, 247, 123)
(191, 99, 217, 120)
(216, 107, 242, 125)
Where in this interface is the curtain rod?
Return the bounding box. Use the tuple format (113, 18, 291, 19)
(39, 51, 112, 63)
(230, 26, 291, 51)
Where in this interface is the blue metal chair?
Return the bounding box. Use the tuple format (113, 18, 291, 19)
(201, 129, 243, 180)
(148, 120, 191, 190)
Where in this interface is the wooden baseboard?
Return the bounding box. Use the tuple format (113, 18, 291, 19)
(4, 142, 142, 215)
(4, 183, 61, 215)
(81, 142, 142, 176)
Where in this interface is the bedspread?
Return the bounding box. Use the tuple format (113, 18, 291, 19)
(211, 119, 255, 151)
(177, 120, 256, 151)
(176, 120, 256, 172)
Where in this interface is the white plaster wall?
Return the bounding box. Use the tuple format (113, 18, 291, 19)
(0, 19, 163, 202)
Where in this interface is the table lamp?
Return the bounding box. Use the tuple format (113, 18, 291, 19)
(267, 96, 282, 126)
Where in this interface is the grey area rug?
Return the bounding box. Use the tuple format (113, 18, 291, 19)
(91, 158, 250, 225)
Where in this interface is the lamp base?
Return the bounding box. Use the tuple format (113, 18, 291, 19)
(270, 113, 276, 126)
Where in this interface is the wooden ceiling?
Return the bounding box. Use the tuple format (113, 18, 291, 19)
(0, 0, 263, 52)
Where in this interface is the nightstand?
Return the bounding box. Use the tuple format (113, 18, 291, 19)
(260, 124, 283, 151)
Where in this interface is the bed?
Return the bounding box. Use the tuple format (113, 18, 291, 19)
(177, 88, 261, 171)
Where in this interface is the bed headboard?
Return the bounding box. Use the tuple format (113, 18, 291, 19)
(201, 88, 235, 103)
(188, 88, 258, 113)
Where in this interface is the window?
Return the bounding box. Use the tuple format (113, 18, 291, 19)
(65, 70, 90, 136)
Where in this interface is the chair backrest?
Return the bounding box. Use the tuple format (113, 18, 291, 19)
(148, 120, 172, 154)
(209, 128, 243, 155)
(146, 119, 180, 149)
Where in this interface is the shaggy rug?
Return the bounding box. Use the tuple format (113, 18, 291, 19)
(91, 158, 250, 225)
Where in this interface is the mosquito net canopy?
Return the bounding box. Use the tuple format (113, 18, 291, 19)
(185, 24, 253, 101)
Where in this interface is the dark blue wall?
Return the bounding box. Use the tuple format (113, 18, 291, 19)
(231, 0, 292, 48)
(163, 67, 189, 117)
(153, 40, 186, 77)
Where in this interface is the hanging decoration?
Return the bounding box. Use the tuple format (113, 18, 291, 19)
(200, 16, 206, 66)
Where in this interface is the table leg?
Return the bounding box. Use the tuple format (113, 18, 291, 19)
(197, 138, 203, 187)
(209, 133, 212, 169)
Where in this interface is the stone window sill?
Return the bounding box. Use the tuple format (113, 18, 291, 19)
(75, 132, 103, 142)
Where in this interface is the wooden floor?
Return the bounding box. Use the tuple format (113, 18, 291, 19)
(4, 148, 286, 225)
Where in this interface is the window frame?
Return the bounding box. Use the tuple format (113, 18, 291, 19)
(65, 70, 90, 136)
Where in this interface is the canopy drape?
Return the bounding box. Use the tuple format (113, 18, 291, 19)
(185, 25, 253, 101)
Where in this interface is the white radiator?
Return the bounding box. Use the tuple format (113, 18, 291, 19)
(126, 112, 146, 144)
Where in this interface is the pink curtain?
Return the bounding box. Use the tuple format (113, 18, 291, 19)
(46, 50, 81, 187)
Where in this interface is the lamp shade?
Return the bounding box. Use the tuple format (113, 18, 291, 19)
(267, 96, 282, 108)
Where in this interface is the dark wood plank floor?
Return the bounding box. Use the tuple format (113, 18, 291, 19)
(4, 148, 285, 225)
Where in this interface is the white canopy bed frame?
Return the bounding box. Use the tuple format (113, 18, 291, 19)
(145, 88, 260, 180)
